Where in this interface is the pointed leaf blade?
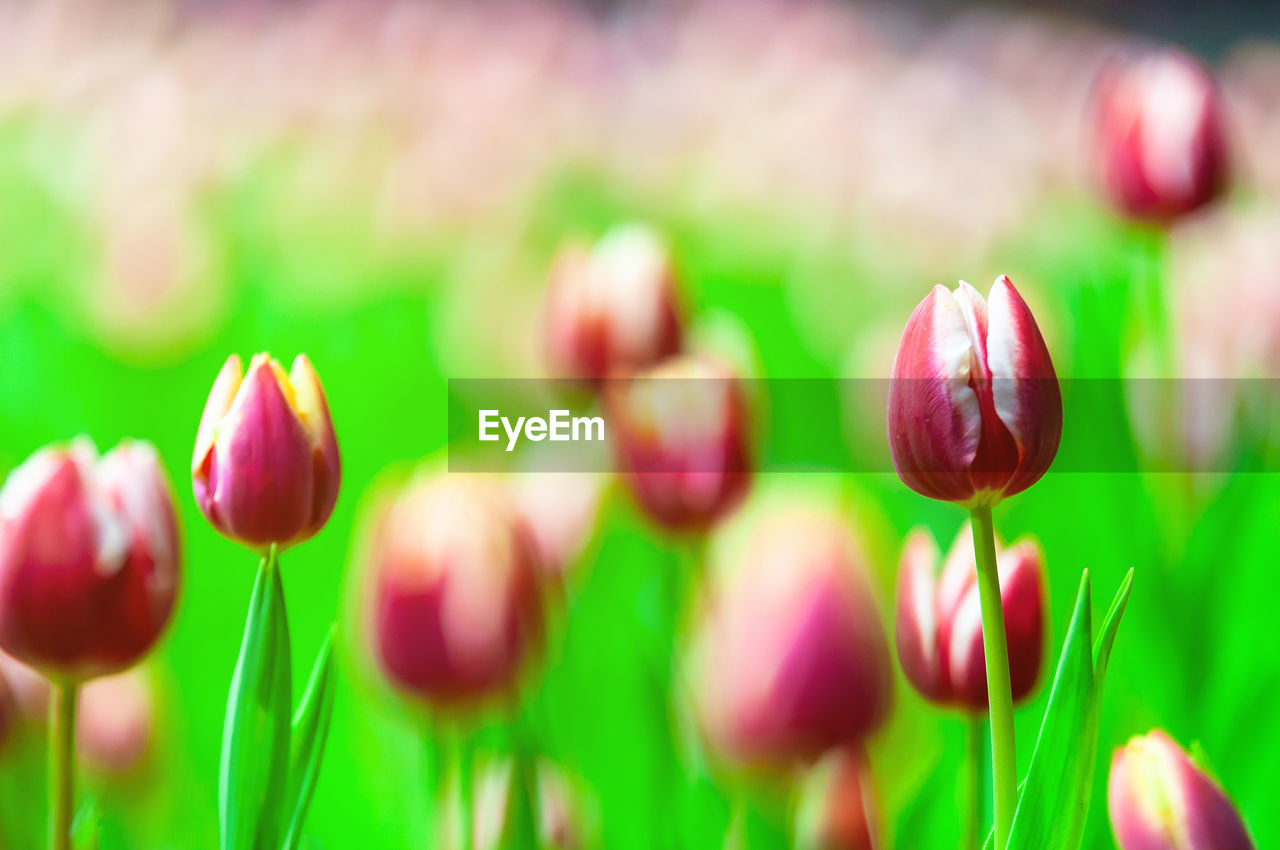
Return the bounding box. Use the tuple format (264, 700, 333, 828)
(281, 628, 338, 850)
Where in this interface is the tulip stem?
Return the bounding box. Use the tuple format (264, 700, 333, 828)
(48, 680, 79, 850)
(453, 732, 475, 850)
(968, 715, 986, 850)
(969, 505, 1017, 850)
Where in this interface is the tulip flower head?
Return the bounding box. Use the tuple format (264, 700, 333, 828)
(895, 526, 1045, 710)
(1109, 730, 1254, 850)
(367, 474, 544, 708)
(691, 509, 892, 767)
(609, 353, 752, 533)
(0, 440, 181, 681)
(1092, 51, 1229, 222)
(887, 276, 1061, 506)
(542, 223, 683, 383)
(192, 353, 340, 550)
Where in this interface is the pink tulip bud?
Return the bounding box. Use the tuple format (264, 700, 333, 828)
(608, 354, 752, 533)
(1092, 51, 1229, 222)
(0, 440, 181, 681)
(367, 474, 544, 708)
(507, 470, 603, 584)
(887, 276, 1061, 506)
(797, 747, 881, 850)
(192, 353, 341, 550)
(1109, 730, 1254, 850)
(542, 224, 683, 383)
(691, 509, 891, 766)
(77, 669, 153, 773)
(895, 526, 1045, 710)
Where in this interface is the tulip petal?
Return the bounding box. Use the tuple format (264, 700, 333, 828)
(894, 531, 944, 702)
(996, 541, 1046, 703)
(290, 355, 341, 537)
(985, 276, 1062, 499)
(887, 285, 983, 503)
(193, 355, 244, 474)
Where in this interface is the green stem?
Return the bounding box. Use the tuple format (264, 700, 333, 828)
(970, 505, 1017, 850)
(454, 732, 475, 850)
(968, 715, 985, 850)
(48, 681, 79, 850)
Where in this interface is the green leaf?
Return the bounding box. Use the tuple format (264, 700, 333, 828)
(1005, 569, 1135, 850)
(71, 795, 99, 850)
(281, 628, 338, 850)
(219, 549, 293, 850)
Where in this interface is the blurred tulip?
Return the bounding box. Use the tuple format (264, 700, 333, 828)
(887, 276, 1061, 506)
(895, 526, 1045, 710)
(691, 508, 891, 766)
(367, 474, 544, 707)
(0, 440, 181, 681)
(192, 352, 340, 550)
(1109, 730, 1254, 850)
(439, 758, 586, 850)
(1092, 51, 1229, 222)
(507, 471, 603, 584)
(542, 223, 683, 383)
(797, 747, 881, 850)
(77, 670, 153, 773)
(609, 354, 752, 533)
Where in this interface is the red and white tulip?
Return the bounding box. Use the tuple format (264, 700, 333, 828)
(1109, 730, 1254, 850)
(1092, 51, 1229, 222)
(366, 474, 544, 708)
(0, 440, 181, 681)
(895, 526, 1045, 710)
(192, 352, 341, 550)
(887, 276, 1061, 506)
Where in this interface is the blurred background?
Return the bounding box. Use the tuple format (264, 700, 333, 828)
(2, 0, 1279, 847)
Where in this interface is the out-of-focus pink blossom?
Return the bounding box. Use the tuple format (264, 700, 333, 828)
(0, 440, 180, 682)
(1109, 730, 1254, 850)
(691, 508, 891, 767)
(192, 353, 341, 550)
(507, 471, 603, 583)
(888, 276, 1061, 506)
(542, 224, 684, 384)
(1091, 51, 1230, 222)
(438, 758, 587, 850)
(608, 353, 752, 533)
(366, 474, 544, 708)
(77, 669, 153, 773)
(895, 526, 1045, 710)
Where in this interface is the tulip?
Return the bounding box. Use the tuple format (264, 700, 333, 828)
(608, 353, 752, 533)
(0, 671, 14, 750)
(367, 474, 544, 707)
(542, 223, 683, 383)
(0, 440, 181, 682)
(887, 276, 1061, 507)
(192, 352, 340, 550)
(691, 508, 891, 767)
(1092, 51, 1229, 222)
(78, 670, 153, 773)
(797, 747, 881, 850)
(507, 470, 603, 584)
(895, 526, 1045, 710)
(1109, 730, 1254, 850)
